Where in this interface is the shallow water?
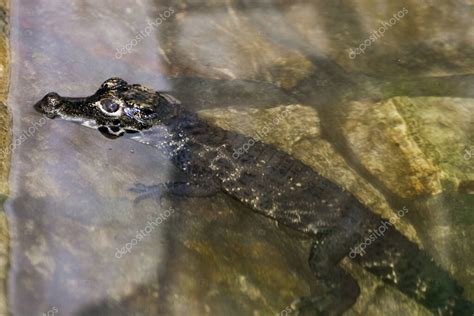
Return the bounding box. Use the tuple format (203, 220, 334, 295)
(4, 0, 474, 315)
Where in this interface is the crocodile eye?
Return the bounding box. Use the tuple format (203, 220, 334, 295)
(101, 98, 121, 113)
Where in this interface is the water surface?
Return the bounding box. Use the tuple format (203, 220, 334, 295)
(5, 0, 474, 315)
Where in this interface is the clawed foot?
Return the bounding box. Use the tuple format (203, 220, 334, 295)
(130, 180, 220, 204)
(130, 183, 167, 205)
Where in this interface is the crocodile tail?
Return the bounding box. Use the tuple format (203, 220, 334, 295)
(351, 225, 473, 315)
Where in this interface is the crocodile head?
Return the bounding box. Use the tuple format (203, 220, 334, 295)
(34, 78, 180, 139)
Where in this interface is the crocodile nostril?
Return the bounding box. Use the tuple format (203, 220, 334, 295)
(34, 92, 62, 117)
(45, 92, 60, 103)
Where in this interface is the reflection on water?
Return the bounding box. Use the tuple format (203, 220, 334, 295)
(5, 0, 474, 315)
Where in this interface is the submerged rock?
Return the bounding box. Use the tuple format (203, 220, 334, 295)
(411, 192, 474, 300)
(344, 96, 473, 198)
(280, 1, 474, 78)
(393, 97, 474, 194)
(159, 4, 316, 89)
(344, 98, 442, 198)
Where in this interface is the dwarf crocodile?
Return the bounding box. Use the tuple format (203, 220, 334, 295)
(34, 78, 473, 315)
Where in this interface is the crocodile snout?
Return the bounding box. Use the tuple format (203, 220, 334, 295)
(34, 92, 62, 118)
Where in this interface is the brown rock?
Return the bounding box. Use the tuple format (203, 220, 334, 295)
(344, 98, 442, 198)
(0, 0, 10, 314)
(161, 6, 316, 89)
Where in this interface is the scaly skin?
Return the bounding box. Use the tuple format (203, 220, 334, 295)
(34, 78, 473, 315)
